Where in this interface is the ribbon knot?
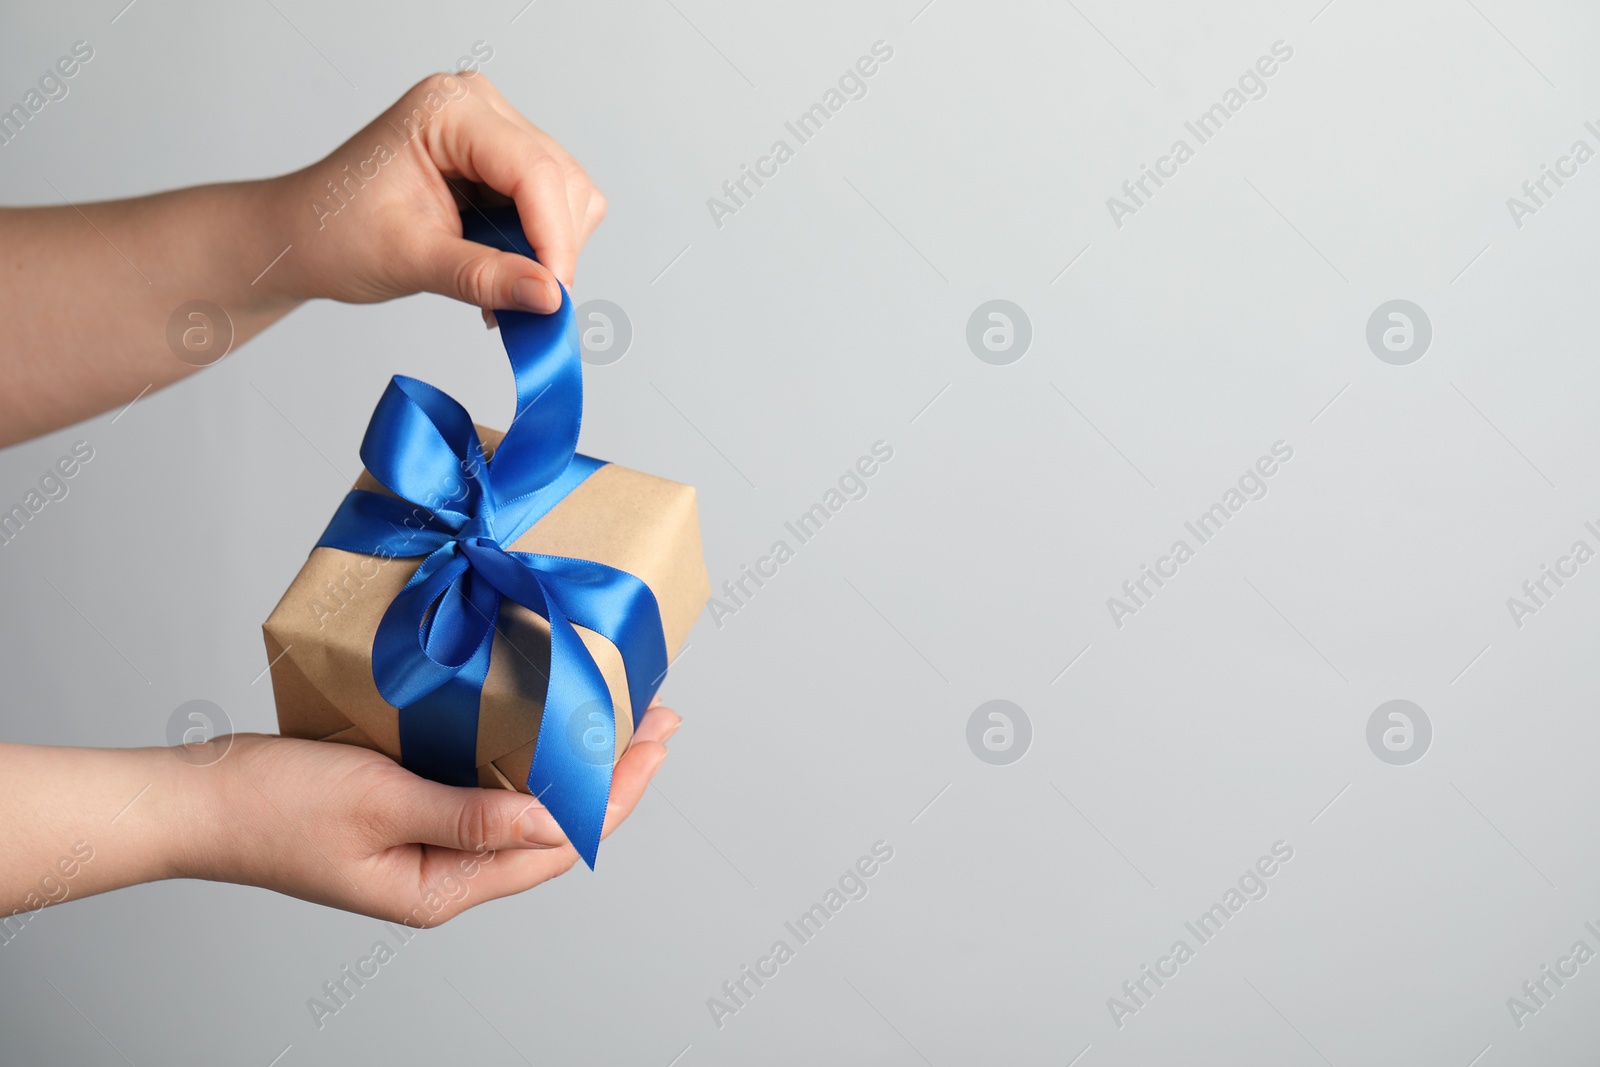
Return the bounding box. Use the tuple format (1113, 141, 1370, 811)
(312, 207, 668, 867)
(455, 522, 498, 548)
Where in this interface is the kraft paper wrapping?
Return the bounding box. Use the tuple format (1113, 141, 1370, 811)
(262, 426, 709, 793)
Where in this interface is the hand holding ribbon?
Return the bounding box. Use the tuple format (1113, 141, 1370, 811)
(313, 207, 667, 868)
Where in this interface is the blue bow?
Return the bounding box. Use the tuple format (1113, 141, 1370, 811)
(314, 207, 667, 868)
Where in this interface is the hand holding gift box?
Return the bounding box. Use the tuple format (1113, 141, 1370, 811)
(264, 207, 709, 867)
(0, 74, 693, 925)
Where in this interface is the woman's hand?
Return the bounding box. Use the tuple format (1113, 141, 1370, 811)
(193, 701, 678, 923)
(0, 702, 678, 924)
(268, 71, 606, 316)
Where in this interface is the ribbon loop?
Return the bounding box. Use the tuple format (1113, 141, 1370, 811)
(313, 205, 669, 867)
(360, 376, 487, 523)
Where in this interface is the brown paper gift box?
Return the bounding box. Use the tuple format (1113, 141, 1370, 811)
(262, 426, 710, 793)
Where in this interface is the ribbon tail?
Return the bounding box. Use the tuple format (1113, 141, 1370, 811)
(460, 543, 620, 869)
(511, 552, 669, 733)
(526, 600, 616, 869)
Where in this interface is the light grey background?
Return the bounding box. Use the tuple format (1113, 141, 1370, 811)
(2, 0, 1597, 1063)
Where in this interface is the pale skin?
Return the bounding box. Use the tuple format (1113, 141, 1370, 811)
(0, 72, 677, 923)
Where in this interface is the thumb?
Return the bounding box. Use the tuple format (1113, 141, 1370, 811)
(414, 232, 563, 314)
(396, 778, 568, 852)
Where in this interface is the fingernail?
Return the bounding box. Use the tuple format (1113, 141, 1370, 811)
(516, 808, 564, 847)
(513, 277, 556, 312)
(482, 308, 498, 330)
(663, 719, 682, 743)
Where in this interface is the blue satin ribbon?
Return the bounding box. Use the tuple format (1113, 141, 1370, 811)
(314, 206, 667, 868)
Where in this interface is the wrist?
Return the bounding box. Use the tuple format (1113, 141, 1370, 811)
(124, 744, 219, 884)
(253, 157, 384, 308)
(0, 744, 216, 904)
(141, 177, 308, 331)
(227, 173, 311, 314)
(150, 737, 252, 884)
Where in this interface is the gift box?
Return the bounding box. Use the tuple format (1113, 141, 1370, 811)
(261, 436, 708, 785)
(261, 208, 709, 866)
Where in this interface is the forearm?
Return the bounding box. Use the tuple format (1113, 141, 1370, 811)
(0, 741, 219, 916)
(0, 180, 303, 446)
